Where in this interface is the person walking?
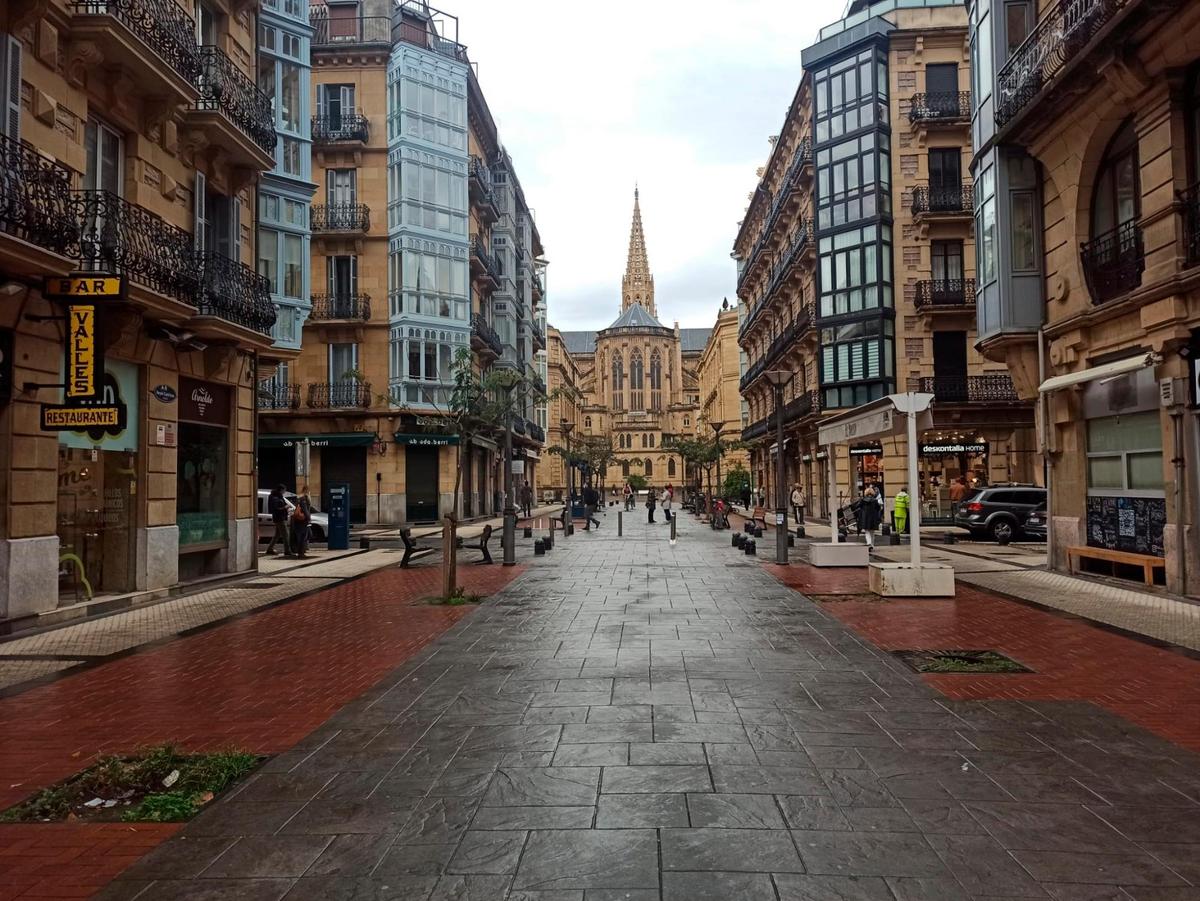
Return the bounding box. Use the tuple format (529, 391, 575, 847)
(661, 485, 673, 523)
(790, 483, 806, 526)
(858, 483, 883, 549)
(646, 486, 657, 523)
(893, 485, 910, 534)
(623, 481, 633, 511)
(950, 476, 967, 505)
(520, 480, 533, 519)
(264, 484, 292, 557)
(290, 485, 313, 558)
(582, 483, 601, 530)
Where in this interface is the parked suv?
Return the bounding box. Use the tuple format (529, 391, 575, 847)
(954, 485, 1047, 543)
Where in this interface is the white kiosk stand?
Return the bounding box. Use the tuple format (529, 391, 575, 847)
(810, 392, 955, 597)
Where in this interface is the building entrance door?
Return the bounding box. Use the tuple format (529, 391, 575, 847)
(406, 446, 440, 522)
(321, 447, 367, 523)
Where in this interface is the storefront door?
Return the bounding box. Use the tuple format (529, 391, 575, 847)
(406, 446, 439, 522)
(321, 447, 367, 523)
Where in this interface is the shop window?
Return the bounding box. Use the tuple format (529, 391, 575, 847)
(1086, 411, 1163, 492)
(177, 378, 231, 548)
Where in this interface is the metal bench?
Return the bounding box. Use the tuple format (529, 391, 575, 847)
(1067, 545, 1165, 586)
(458, 524, 494, 564)
(399, 528, 436, 568)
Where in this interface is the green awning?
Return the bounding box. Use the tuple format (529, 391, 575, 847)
(259, 432, 377, 449)
(393, 432, 459, 446)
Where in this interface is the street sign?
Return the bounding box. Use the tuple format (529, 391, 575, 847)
(66, 304, 96, 398)
(775, 512, 785, 526)
(40, 403, 123, 430)
(43, 274, 123, 299)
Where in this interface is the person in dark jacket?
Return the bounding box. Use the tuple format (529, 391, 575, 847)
(857, 483, 883, 548)
(520, 480, 533, 519)
(646, 486, 657, 523)
(291, 485, 313, 558)
(265, 484, 292, 556)
(582, 484, 600, 529)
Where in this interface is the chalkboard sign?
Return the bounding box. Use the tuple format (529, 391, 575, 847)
(1086, 495, 1166, 557)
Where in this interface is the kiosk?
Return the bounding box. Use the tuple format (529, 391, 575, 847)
(327, 482, 350, 551)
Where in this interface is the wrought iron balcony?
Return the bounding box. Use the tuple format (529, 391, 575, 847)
(195, 46, 276, 156)
(312, 112, 369, 144)
(919, 374, 1020, 403)
(468, 156, 499, 219)
(529, 422, 545, 443)
(195, 252, 276, 335)
(471, 313, 503, 358)
(511, 416, 527, 436)
(914, 278, 977, 310)
(309, 12, 392, 47)
(311, 203, 370, 233)
(310, 293, 371, 321)
(74, 189, 200, 305)
(307, 381, 372, 409)
(71, 0, 202, 86)
(470, 235, 502, 285)
(996, 0, 1128, 127)
(530, 374, 547, 397)
(912, 183, 973, 216)
(531, 322, 546, 349)
(908, 91, 971, 123)
(1081, 220, 1143, 304)
(0, 134, 78, 259)
(258, 383, 300, 411)
(742, 417, 769, 442)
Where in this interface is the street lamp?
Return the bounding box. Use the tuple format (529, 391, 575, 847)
(709, 420, 725, 529)
(495, 368, 523, 567)
(764, 370, 793, 565)
(560, 419, 575, 505)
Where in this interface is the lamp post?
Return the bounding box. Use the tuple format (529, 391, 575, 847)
(709, 420, 725, 529)
(560, 419, 575, 504)
(496, 369, 522, 567)
(764, 371, 793, 565)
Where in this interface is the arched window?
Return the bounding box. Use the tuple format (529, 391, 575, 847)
(641, 433, 647, 448)
(649, 349, 662, 411)
(644, 458, 653, 476)
(1086, 118, 1142, 302)
(612, 351, 624, 411)
(618, 433, 625, 449)
(584, 416, 592, 429)
(622, 460, 630, 477)
(649, 434, 655, 448)
(668, 458, 676, 477)
(630, 349, 644, 411)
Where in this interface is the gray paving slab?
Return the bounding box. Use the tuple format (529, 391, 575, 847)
(99, 512, 1200, 900)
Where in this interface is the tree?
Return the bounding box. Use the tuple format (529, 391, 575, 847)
(547, 433, 617, 492)
(724, 464, 751, 500)
(626, 473, 648, 492)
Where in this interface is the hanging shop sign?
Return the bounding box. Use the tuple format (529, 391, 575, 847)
(849, 442, 884, 457)
(179, 378, 231, 425)
(815, 450, 829, 460)
(41, 401, 123, 430)
(43, 274, 123, 300)
(801, 453, 812, 463)
(66, 304, 97, 398)
(919, 441, 987, 457)
(152, 384, 177, 403)
(57, 361, 138, 450)
(393, 432, 459, 446)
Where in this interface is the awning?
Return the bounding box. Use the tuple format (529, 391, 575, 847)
(259, 432, 376, 448)
(1038, 352, 1160, 394)
(394, 432, 459, 446)
(817, 393, 934, 445)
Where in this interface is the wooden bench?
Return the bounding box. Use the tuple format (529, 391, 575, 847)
(399, 528, 436, 568)
(458, 524, 494, 564)
(751, 505, 768, 529)
(1067, 545, 1165, 586)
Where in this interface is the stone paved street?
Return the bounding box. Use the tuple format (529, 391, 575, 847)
(93, 509, 1200, 901)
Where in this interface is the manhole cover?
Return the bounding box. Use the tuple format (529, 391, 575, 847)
(239, 581, 283, 589)
(893, 649, 1032, 674)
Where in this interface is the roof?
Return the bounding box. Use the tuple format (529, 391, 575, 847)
(606, 303, 666, 331)
(560, 330, 598, 355)
(557, 322, 712, 358)
(679, 328, 712, 353)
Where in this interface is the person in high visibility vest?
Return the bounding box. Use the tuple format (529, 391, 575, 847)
(894, 485, 910, 534)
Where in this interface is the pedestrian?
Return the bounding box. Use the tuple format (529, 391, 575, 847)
(894, 485, 910, 534)
(757, 486, 766, 508)
(623, 481, 633, 511)
(520, 480, 533, 519)
(858, 483, 883, 548)
(661, 485, 672, 523)
(582, 482, 601, 530)
(290, 484, 313, 558)
(264, 484, 292, 556)
(646, 486, 657, 523)
(741, 485, 752, 510)
(950, 476, 967, 505)
(790, 483, 806, 526)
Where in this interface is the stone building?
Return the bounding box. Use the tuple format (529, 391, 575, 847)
(543, 324, 582, 498)
(970, 0, 1200, 588)
(695, 301, 750, 480)
(256, 0, 546, 524)
(560, 191, 708, 491)
(735, 0, 1036, 522)
(0, 0, 280, 619)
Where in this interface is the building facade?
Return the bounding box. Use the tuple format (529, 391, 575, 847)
(257, 0, 545, 524)
(695, 302, 750, 479)
(970, 0, 1200, 589)
(0, 0, 279, 618)
(735, 0, 1036, 523)
(560, 191, 708, 491)
(543, 324, 581, 498)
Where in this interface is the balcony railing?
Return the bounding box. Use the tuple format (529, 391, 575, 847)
(310, 293, 371, 321)
(471, 313, 503, 358)
(258, 383, 300, 411)
(71, 0, 203, 85)
(530, 374, 547, 397)
(919, 374, 1020, 403)
(0, 134, 78, 257)
(531, 322, 546, 348)
(74, 189, 200, 305)
(196, 252, 276, 335)
(308, 381, 372, 409)
(996, 0, 1128, 127)
(529, 422, 545, 443)
(309, 12, 392, 47)
(470, 235, 502, 283)
(512, 417, 527, 436)
(311, 203, 370, 233)
(195, 46, 276, 155)
(908, 91, 971, 123)
(914, 278, 977, 310)
(912, 183, 973, 216)
(312, 113, 369, 144)
(1081, 220, 1144, 304)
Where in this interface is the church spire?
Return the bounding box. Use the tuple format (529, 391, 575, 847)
(622, 186, 655, 315)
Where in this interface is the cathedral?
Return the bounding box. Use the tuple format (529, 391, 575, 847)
(560, 190, 711, 485)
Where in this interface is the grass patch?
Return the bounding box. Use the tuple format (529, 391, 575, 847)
(894, 649, 1031, 674)
(0, 745, 260, 823)
(427, 586, 484, 606)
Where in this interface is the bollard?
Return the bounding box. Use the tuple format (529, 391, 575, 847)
(734, 533, 746, 549)
(544, 531, 553, 551)
(534, 538, 545, 556)
(944, 532, 956, 544)
(670, 515, 677, 543)
(787, 534, 795, 547)
(732, 532, 741, 547)
(795, 525, 806, 539)
(523, 526, 533, 539)
(745, 539, 756, 556)
(889, 530, 901, 546)
(618, 511, 623, 537)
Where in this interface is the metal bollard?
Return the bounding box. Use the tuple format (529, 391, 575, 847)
(745, 539, 756, 556)
(795, 525, 806, 539)
(787, 534, 795, 547)
(534, 538, 545, 556)
(544, 531, 553, 551)
(670, 515, 677, 543)
(523, 526, 533, 538)
(944, 532, 956, 544)
(732, 532, 741, 547)
(618, 511, 623, 536)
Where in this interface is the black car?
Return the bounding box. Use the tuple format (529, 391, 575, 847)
(1022, 502, 1047, 541)
(953, 485, 1047, 543)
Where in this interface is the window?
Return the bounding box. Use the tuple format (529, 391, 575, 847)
(815, 132, 889, 229)
(668, 458, 676, 477)
(630, 350, 644, 410)
(612, 351, 624, 411)
(819, 317, 895, 409)
(1011, 192, 1037, 271)
(644, 459, 653, 477)
(641, 433, 647, 449)
(813, 48, 888, 143)
(396, 155, 467, 237)
(257, 227, 279, 292)
(327, 168, 357, 205)
(329, 343, 358, 381)
(925, 63, 958, 95)
(397, 249, 468, 320)
(1091, 119, 1139, 239)
(1005, 1, 1032, 56)
(279, 60, 301, 132)
(84, 119, 123, 193)
(931, 241, 963, 282)
(319, 84, 355, 124)
(282, 138, 302, 176)
(584, 416, 592, 429)
(929, 148, 962, 191)
(391, 71, 466, 150)
(1086, 412, 1163, 493)
(683, 416, 689, 427)
(283, 234, 303, 298)
(649, 349, 662, 411)
(977, 164, 997, 284)
(818, 223, 893, 317)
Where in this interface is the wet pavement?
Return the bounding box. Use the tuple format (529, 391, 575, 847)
(97, 510, 1200, 901)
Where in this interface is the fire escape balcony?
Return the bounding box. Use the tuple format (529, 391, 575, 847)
(307, 381, 372, 409)
(908, 91, 971, 126)
(911, 183, 974, 220)
(918, 373, 1021, 404)
(471, 313, 503, 360)
(69, 0, 202, 106)
(469, 235, 501, 288)
(312, 112, 369, 145)
(310, 293, 372, 321)
(194, 252, 277, 338)
(468, 157, 499, 223)
(311, 203, 370, 234)
(188, 45, 277, 170)
(1080, 220, 1144, 304)
(258, 383, 300, 411)
(0, 134, 79, 277)
(914, 278, 977, 311)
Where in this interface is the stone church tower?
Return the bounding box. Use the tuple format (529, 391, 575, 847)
(621, 188, 656, 315)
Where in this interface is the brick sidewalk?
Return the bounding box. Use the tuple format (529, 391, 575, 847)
(0, 563, 520, 900)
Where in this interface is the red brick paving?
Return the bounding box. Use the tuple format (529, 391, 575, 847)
(769, 561, 1200, 753)
(0, 563, 520, 900)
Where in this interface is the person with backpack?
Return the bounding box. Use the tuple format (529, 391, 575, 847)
(290, 485, 313, 558)
(265, 484, 292, 557)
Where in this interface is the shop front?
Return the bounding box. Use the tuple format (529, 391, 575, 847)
(176, 378, 232, 581)
(395, 432, 457, 523)
(918, 437, 989, 518)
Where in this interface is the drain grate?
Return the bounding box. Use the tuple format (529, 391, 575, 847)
(893, 649, 1032, 674)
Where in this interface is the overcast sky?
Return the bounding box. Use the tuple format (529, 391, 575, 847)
(448, 0, 847, 332)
